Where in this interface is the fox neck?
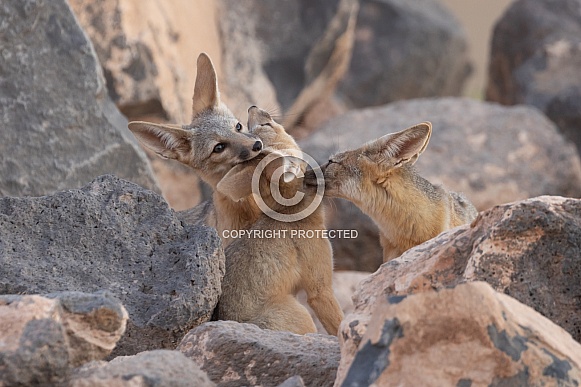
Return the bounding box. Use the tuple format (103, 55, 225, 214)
(213, 191, 261, 244)
(259, 180, 325, 224)
(358, 164, 449, 254)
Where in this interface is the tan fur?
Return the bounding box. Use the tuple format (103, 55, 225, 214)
(127, 55, 343, 334)
(215, 107, 344, 335)
(127, 53, 265, 247)
(305, 122, 478, 262)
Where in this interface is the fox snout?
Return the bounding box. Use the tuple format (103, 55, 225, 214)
(252, 140, 262, 152)
(238, 131, 262, 157)
(239, 139, 262, 160)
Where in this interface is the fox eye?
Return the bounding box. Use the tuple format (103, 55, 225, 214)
(262, 122, 273, 128)
(213, 143, 226, 153)
(235, 123, 242, 132)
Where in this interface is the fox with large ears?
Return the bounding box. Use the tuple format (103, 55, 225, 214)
(128, 53, 263, 189)
(215, 106, 344, 336)
(305, 122, 478, 261)
(128, 53, 265, 237)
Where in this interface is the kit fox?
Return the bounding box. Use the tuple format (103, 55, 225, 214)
(305, 122, 478, 261)
(178, 101, 306, 245)
(127, 53, 264, 238)
(215, 107, 344, 335)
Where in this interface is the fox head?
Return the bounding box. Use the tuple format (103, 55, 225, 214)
(305, 122, 432, 204)
(128, 53, 263, 188)
(216, 106, 305, 202)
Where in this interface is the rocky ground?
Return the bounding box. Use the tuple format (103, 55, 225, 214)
(1, 0, 580, 386)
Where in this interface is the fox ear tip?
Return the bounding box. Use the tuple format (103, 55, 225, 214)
(127, 121, 149, 132)
(197, 52, 211, 63)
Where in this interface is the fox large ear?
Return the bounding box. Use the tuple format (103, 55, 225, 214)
(192, 53, 220, 116)
(216, 164, 255, 202)
(367, 122, 432, 166)
(128, 121, 192, 161)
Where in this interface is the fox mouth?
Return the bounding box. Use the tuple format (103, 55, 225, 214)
(234, 152, 265, 167)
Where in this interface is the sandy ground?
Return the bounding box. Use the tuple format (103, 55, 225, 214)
(439, 0, 514, 98)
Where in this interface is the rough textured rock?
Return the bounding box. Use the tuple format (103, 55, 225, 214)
(338, 196, 581, 382)
(337, 282, 581, 386)
(0, 291, 127, 386)
(71, 350, 215, 387)
(337, 0, 471, 108)
(177, 321, 340, 387)
(0, 174, 224, 356)
(300, 98, 581, 271)
(69, 0, 222, 123)
(277, 375, 306, 387)
(0, 0, 158, 198)
(486, 0, 581, 154)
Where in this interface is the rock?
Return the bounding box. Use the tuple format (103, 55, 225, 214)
(300, 98, 581, 271)
(337, 0, 471, 108)
(281, 0, 358, 131)
(277, 376, 306, 387)
(69, 0, 222, 211)
(0, 291, 127, 386)
(0, 174, 224, 356)
(44, 291, 128, 367)
(486, 0, 581, 154)
(338, 196, 581, 382)
(69, 0, 222, 124)
(0, 0, 158, 198)
(71, 350, 215, 387)
(177, 321, 340, 387)
(546, 88, 581, 156)
(216, 0, 357, 117)
(337, 282, 581, 386)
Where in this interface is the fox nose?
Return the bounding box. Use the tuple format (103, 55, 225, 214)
(252, 140, 262, 152)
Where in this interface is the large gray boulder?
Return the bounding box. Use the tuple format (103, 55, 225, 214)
(0, 291, 127, 386)
(0, 175, 224, 356)
(217, 0, 470, 120)
(178, 321, 340, 387)
(486, 0, 581, 155)
(342, 195, 581, 354)
(0, 0, 158, 198)
(300, 98, 581, 271)
(68, 0, 217, 125)
(337, 282, 581, 386)
(337, 0, 471, 108)
(216, 0, 358, 120)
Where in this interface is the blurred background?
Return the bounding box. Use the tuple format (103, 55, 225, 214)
(67, 0, 513, 210)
